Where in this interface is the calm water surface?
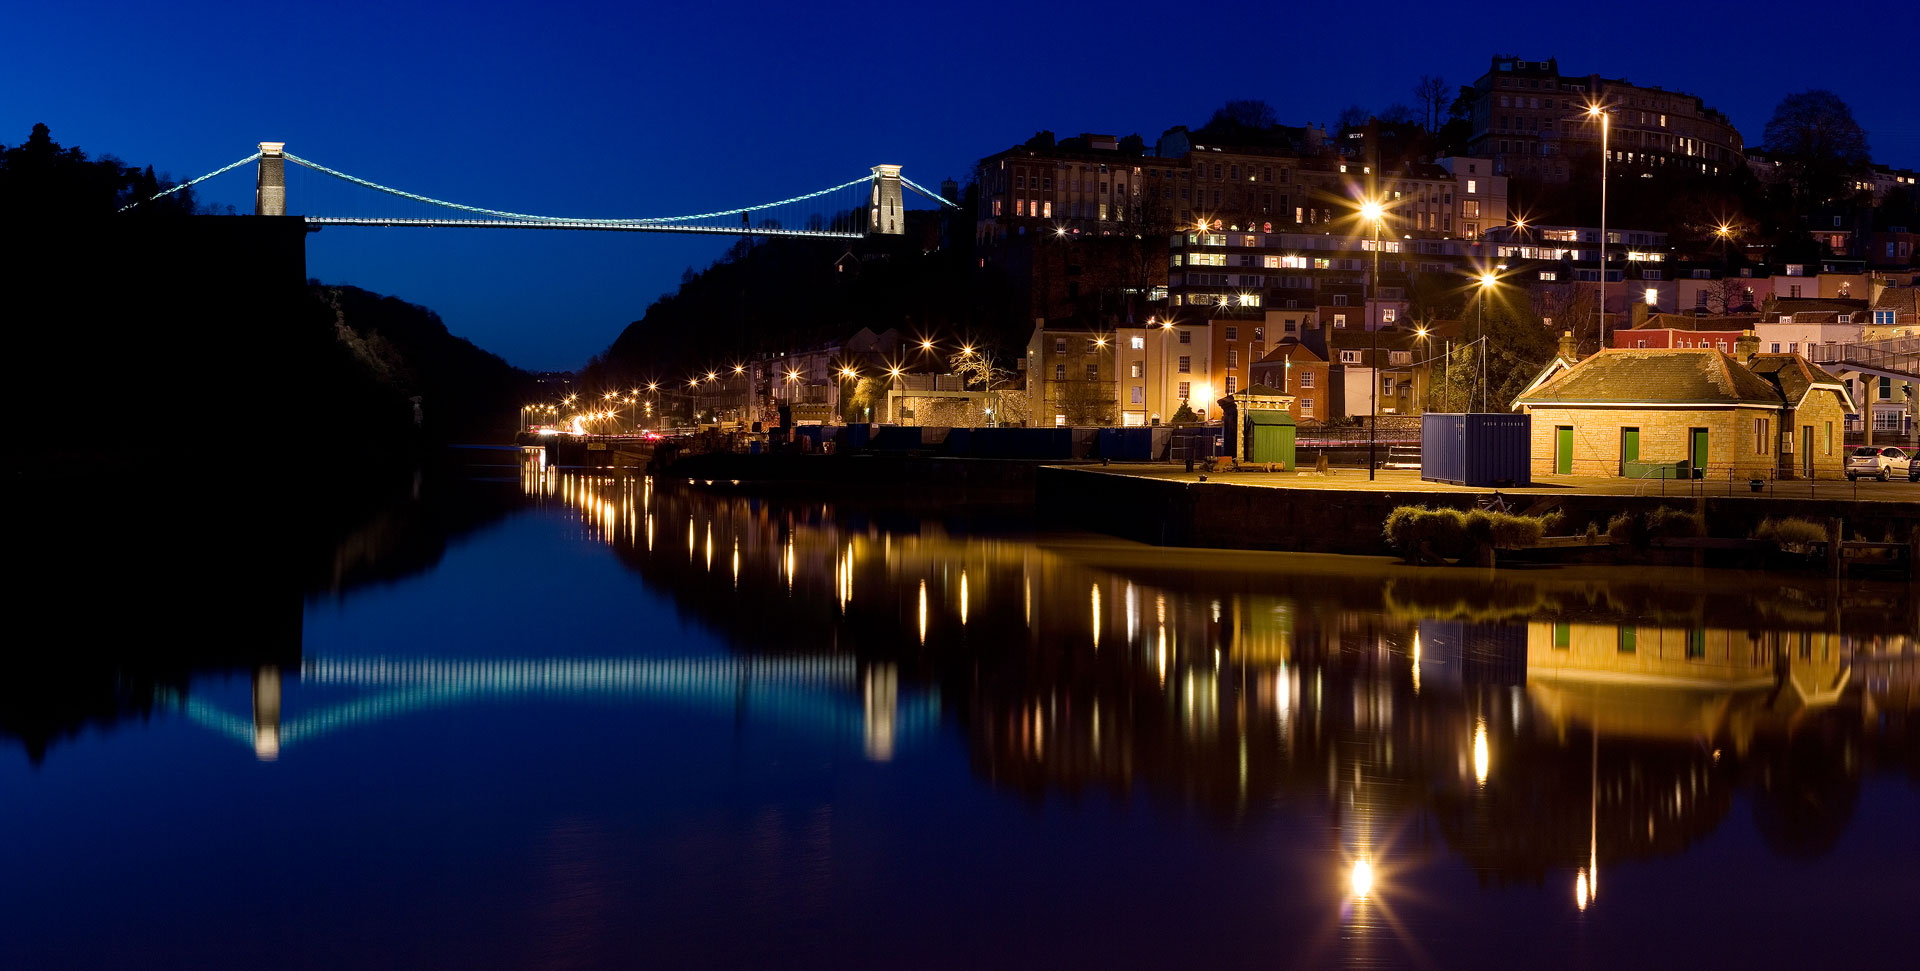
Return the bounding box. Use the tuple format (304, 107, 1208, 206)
(5, 457, 1917, 969)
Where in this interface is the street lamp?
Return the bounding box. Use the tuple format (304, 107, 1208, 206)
(1360, 196, 1385, 480)
(1586, 102, 1610, 348)
(1475, 272, 1498, 412)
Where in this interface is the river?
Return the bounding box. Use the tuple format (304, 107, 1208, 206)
(4, 452, 1916, 969)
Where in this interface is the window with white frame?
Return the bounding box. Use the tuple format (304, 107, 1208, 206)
(1340, 350, 1362, 364)
(1177, 356, 1191, 373)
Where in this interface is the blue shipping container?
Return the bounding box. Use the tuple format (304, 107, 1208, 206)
(1421, 413, 1532, 486)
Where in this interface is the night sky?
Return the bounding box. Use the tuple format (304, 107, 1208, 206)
(6, 0, 1910, 370)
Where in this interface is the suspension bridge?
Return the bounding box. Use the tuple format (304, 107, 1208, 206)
(121, 142, 957, 238)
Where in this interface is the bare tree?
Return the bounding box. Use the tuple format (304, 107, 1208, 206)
(1335, 105, 1371, 133)
(1414, 75, 1447, 133)
(1058, 377, 1116, 425)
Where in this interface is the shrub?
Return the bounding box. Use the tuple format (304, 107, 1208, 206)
(1385, 506, 1553, 561)
(1608, 506, 1706, 546)
(1754, 516, 1827, 552)
(1646, 506, 1706, 539)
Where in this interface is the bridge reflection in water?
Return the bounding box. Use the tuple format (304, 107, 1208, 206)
(170, 457, 1919, 935)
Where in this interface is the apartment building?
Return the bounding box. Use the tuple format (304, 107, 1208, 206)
(1467, 55, 1743, 183)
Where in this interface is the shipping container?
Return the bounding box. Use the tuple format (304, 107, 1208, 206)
(1421, 413, 1532, 486)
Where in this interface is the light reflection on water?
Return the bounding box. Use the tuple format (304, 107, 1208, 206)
(6, 457, 1918, 969)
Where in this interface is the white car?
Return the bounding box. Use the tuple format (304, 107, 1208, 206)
(1845, 445, 1912, 481)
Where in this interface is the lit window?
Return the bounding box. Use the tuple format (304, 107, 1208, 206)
(1382, 308, 1396, 323)
(1129, 336, 1144, 349)
(1467, 179, 1477, 194)
(1644, 288, 1658, 305)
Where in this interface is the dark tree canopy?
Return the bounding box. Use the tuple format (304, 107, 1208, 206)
(0, 123, 198, 219)
(1762, 90, 1871, 204)
(1208, 99, 1279, 131)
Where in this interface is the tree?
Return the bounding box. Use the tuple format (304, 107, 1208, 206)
(1208, 99, 1279, 131)
(1414, 75, 1447, 133)
(1170, 399, 1200, 424)
(1335, 105, 1371, 134)
(1378, 103, 1417, 126)
(1, 123, 197, 218)
(1058, 377, 1115, 425)
(1762, 90, 1871, 205)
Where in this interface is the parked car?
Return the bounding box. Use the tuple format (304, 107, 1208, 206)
(1845, 445, 1912, 481)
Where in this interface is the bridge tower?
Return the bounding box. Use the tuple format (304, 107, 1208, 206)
(870, 165, 904, 235)
(256, 142, 287, 216)
(252, 665, 282, 761)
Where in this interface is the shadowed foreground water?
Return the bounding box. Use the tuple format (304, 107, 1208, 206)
(3, 457, 1916, 969)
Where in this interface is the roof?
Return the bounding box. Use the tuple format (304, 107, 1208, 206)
(1872, 288, 1919, 314)
(1515, 348, 1785, 407)
(1255, 341, 1324, 365)
(1745, 354, 1857, 415)
(1635, 313, 1759, 332)
(1766, 297, 1869, 319)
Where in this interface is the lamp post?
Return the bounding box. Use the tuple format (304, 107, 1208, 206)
(1586, 103, 1610, 349)
(1360, 198, 1384, 480)
(1415, 326, 1431, 413)
(1475, 273, 1499, 413)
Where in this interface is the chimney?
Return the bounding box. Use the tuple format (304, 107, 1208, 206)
(1735, 329, 1760, 365)
(1558, 329, 1579, 362)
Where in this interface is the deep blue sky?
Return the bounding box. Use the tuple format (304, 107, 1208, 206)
(6, 0, 1910, 370)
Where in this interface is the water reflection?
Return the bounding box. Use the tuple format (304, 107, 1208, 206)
(520, 461, 1918, 904)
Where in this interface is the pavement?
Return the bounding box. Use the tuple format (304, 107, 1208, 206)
(1070, 464, 1920, 503)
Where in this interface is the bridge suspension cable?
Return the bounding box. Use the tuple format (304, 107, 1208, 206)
(897, 173, 959, 208)
(283, 152, 876, 226)
(116, 152, 262, 212)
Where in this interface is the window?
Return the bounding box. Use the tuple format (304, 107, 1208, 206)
(1644, 288, 1658, 305)
(1177, 356, 1192, 373)
(1462, 201, 1479, 218)
(1466, 179, 1477, 194)
(1770, 342, 1781, 353)
(1041, 201, 1051, 217)
(1389, 351, 1411, 365)
(1131, 386, 1143, 404)
(1055, 338, 1067, 353)
(1224, 326, 1238, 340)
(1055, 414, 1066, 427)
(1054, 364, 1065, 380)
(1540, 271, 1557, 281)
(1333, 294, 1348, 306)
(1300, 372, 1314, 388)
(1876, 310, 1896, 325)
(1177, 381, 1191, 400)
(1382, 308, 1396, 323)
(1129, 336, 1144, 349)
(1086, 363, 1099, 380)
(1225, 376, 1237, 393)
(1340, 350, 1362, 364)
(1825, 421, 1833, 455)
(1300, 396, 1314, 416)
(1333, 313, 1347, 328)
(1755, 417, 1769, 454)
(1179, 330, 1192, 344)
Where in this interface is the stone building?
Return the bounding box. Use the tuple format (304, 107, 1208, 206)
(1514, 336, 1853, 480)
(1466, 55, 1743, 183)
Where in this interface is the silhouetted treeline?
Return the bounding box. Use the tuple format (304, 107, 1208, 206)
(0, 123, 199, 219)
(584, 210, 1020, 388)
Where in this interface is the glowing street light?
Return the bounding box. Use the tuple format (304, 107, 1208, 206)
(1359, 193, 1386, 480)
(1351, 859, 1374, 899)
(732, 364, 745, 375)
(1586, 101, 1611, 346)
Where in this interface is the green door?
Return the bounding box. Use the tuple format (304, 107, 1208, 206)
(1246, 410, 1297, 467)
(1801, 426, 1813, 477)
(1620, 427, 1639, 476)
(1689, 428, 1709, 478)
(1555, 426, 1573, 475)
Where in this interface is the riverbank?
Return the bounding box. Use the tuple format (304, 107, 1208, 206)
(649, 450, 1919, 570)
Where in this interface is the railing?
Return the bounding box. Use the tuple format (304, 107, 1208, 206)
(1806, 339, 1920, 375)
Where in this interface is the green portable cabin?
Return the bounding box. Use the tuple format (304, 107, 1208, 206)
(1221, 386, 1298, 468)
